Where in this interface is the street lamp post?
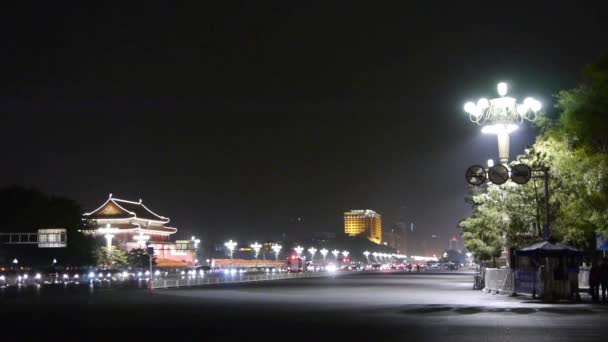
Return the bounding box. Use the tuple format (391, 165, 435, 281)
(331, 249, 340, 260)
(363, 251, 370, 263)
(251, 242, 262, 260)
(191, 236, 201, 266)
(464, 82, 541, 164)
(271, 244, 282, 261)
(320, 248, 328, 265)
(342, 250, 349, 258)
(224, 240, 238, 259)
(307, 247, 317, 262)
(133, 234, 150, 249)
(294, 245, 304, 258)
(98, 225, 120, 252)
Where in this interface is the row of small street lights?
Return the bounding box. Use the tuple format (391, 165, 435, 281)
(223, 240, 405, 263)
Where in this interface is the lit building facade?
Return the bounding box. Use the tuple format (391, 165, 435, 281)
(83, 194, 195, 267)
(344, 209, 382, 244)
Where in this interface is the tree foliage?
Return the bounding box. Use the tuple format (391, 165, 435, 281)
(95, 247, 129, 269)
(127, 248, 155, 269)
(0, 185, 96, 265)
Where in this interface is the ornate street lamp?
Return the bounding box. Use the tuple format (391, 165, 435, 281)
(342, 250, 349, 258)
(98, 224, 120, 252)
(308, 247, 317, 262)
(294, 245, 304, 257)
(331, 249, 340, 259)
(319, 248, 328, 265)
(464, 82, 541, 164)
(191, 236, 201, 265)
(224, 240, 237, 259)
(363, 251, 370, 263)
(133, 234, 150, 249)
(251, 242, 262, 259)
(271, 244, 282, 261)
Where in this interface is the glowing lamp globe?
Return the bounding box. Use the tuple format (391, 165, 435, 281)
(497, 82, 508, 96)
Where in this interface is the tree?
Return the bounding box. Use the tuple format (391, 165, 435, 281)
(556, 53, 608, 153)
(127, 248, 156, 269)
(460, 193, 505, 267)
(0, 186, 96, 265)
(95, 247, 129, 269)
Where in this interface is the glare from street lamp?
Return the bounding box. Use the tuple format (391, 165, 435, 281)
(250, 242, 262, 259)
(294, 245, 304, 257)
(477, 98, 489, 110)
(271, 244, 282, 261)
(224, 240, 238, 259)
(342, 250, 350, 258)
(332, 249, 340, 258)
(320, 248, 328, 265)
(497, 82, 508, 97)
(308, 247, 317, 260)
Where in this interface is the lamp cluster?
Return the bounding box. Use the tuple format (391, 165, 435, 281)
(464, 82, 541, 135)
(464, 82, 542, 163)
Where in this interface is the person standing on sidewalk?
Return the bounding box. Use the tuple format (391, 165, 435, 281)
(589, 259, 600, 302)
(600, 257, 608, 302)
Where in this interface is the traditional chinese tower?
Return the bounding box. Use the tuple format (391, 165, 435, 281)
(83, 194, 177, 250)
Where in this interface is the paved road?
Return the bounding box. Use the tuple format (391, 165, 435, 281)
(1, 272, 607, 341)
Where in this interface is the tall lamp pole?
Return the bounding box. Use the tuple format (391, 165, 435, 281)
(224, 240, 237, 259)
(363, 251, 370, 263)
(320, 248, 328, 265)
(308, 247, 317, 262)
(271, 244, 282, 261)
(294, 246, 304, 258)
(251, 242, 262, 260)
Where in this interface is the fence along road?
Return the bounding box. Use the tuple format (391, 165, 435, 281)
(151, 271, 334, 289)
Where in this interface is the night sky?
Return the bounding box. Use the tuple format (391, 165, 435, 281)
(1, 2, 606, 252)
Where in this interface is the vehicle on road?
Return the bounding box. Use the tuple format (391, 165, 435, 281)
(287, 256, 304, 272)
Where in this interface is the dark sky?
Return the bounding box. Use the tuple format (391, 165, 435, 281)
(1, 2, 606, 252)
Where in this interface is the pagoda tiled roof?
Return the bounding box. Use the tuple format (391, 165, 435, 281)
(84, 196, 171, 223)
(139, 226, 178, 234)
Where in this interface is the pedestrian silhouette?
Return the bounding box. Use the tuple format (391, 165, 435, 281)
(589, 259, 600, 302)
(600, 257, 608, 302)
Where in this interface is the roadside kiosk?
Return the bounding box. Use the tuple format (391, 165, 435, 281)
(514, 241, 582, 301)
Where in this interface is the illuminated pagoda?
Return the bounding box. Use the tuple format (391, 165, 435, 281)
(83, 194, 195, 267)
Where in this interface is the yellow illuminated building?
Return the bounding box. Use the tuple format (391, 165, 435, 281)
(344, 209, 382, 244)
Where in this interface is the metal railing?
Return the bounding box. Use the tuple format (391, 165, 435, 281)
(151, 271, 332, 289)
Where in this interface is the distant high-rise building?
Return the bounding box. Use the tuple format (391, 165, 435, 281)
(344, 209, 382, 244)
(384, 220, 407, 252)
